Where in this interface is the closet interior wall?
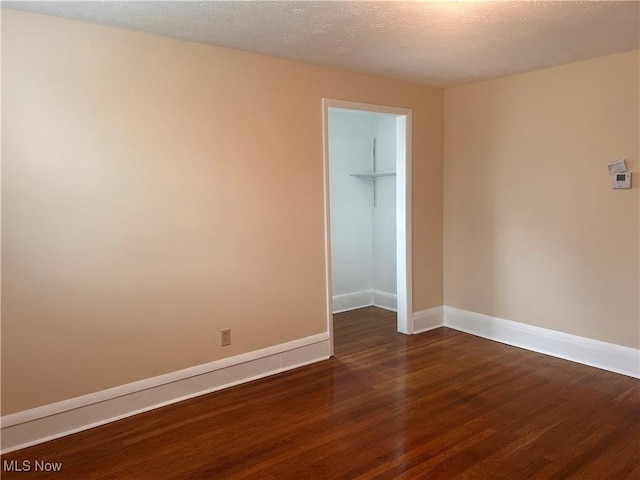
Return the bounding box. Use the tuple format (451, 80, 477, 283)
(328, 109, 397, 313)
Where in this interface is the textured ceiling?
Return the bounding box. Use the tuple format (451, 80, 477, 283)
(3, 1, 639, 87)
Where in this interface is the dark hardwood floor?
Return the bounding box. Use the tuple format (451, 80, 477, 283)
(2, 306, 639, 479)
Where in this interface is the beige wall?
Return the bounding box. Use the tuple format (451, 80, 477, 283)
(444, 51, 639, 349)
(1, 10, 444, 414)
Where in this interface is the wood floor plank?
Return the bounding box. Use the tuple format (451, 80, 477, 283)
(2, 306, 638, 479)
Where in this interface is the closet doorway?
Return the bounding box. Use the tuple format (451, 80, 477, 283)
(322, 99, 412, 355)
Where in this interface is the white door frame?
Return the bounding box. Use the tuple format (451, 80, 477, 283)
(322, 98, 413, 356)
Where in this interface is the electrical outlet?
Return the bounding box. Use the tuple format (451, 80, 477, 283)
(221, 328, 231, 347)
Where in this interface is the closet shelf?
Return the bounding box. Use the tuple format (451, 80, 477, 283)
(350, 171, 396, 179)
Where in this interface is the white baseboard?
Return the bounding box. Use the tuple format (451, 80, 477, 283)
(332, 289, 397, 313)
(444, 306, 640, 379)
(372, 290, 397, 312)
(332, 290, 374, 313)
(0, 333, 330, 454)
(412, 306, 444, 333)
